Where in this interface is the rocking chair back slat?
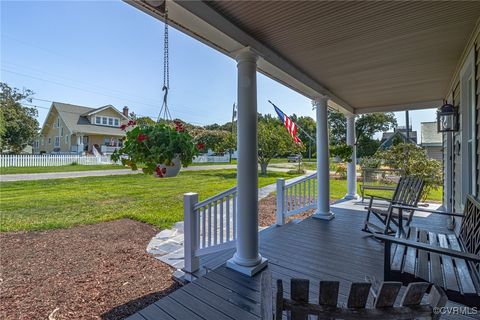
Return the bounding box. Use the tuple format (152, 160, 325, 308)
(373, 282, 402, 308)
(318, 281, 339, 307)
(261, 272, 447, 320)
(347, 283, 371, 308)
(400, 282, 430, 306)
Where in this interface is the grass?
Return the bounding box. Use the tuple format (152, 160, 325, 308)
(0, 169, 300, 232)
(0, 164, 127, 175)
(0, 161, 237, 175)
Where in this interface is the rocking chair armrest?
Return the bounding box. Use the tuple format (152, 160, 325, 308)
(374, 234, 480, 263)
(390, 204, 464, 218)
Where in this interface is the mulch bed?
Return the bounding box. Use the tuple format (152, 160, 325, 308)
(259, 195, 314, 227)
(0, 219, 180, 320)
(1, 195, 328, 319)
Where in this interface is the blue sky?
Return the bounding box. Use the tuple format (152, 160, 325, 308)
(1, 0, 436, 137)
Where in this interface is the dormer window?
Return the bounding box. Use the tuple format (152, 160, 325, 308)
(94, 115, 121, 127)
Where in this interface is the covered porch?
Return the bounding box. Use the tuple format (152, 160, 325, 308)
(128, 203, 476, 320)
(124, 0, 479, 318)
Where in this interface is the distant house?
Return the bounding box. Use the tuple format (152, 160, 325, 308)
(34, 102, 131, 155)
(420, 121, 442, 161)
(378, 126, 417, 150)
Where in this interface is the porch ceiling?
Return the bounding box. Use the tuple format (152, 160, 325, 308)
(130, 0, 480, 114)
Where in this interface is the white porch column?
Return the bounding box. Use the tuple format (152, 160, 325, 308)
(312, 96, 335, 220)
(226, 48, 267, 276)
(78, 135, 84, 154)
(344, 114, 359, 200)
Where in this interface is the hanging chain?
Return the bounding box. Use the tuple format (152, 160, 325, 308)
(158, 6, 172, 122)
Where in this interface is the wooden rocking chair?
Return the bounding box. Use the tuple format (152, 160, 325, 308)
(260, 270, 447, 319)
(362, 176, 424, 236)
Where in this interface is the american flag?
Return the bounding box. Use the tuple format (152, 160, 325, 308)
(273, 105, 302, 144)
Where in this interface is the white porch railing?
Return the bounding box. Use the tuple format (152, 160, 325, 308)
(184, 186, 237, 275)
(276, 173, 317, 225)
(101, 145, 120, 154)
(0, 154, 113, 167)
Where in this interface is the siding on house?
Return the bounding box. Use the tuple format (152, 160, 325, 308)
(35, 110, 71, 154)
(452, 81, 461, 212)
(444, 27, 480, 215)
(476, 35, 480, 195)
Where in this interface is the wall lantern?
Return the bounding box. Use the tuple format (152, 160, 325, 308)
(436, 102, 459, 133)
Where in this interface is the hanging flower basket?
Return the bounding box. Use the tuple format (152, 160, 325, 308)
(111, 121, 199, 178)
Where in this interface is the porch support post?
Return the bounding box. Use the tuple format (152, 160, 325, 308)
(226, 47, 267, 276)
(344, 114, 359, 200)
(312, 96, 335, 220)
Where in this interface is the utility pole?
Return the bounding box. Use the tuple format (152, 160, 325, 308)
(405, 110, 410, 142)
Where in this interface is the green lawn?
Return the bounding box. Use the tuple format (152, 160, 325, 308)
(0, 164, 128, 175)
(0, 162, 237, 175)
(0, 169, 300, 232)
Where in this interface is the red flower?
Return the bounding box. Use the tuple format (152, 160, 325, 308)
(196, 143, 205, 150)
(155, 166, 167, 178)
(174, 120, 184, 132)
(120, 124, 127, 131)
(137, 133, 148, 142)
(128, 120, 136, 126)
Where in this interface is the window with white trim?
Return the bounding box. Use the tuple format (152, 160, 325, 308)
(114, 118, 119, 126)
(48, 138, 51, 144)
(54, 136, 60, 147)
(61, 127, 64, 136)
(95, 116, 101, 124)
(65, 135, 69, 144)
(108, 118, 113, 126)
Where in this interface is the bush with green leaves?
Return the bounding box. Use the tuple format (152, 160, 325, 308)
(375, 143, 442, 200)
(111, 122, 199, 175)
(358, 156, 382, 169)
(329, 143, 353, 163)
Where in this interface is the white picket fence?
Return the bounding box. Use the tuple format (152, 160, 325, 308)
(192, 154, 230, 163)
(0, 154, 114, 167)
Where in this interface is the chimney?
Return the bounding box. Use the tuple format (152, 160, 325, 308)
(123, 106, 129, 117)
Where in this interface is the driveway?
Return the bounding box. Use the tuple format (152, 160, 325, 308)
(0, 165, 307, 182)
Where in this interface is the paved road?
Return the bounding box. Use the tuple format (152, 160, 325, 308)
(0, 165, 310, 182)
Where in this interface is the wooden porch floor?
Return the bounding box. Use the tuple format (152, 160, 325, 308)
(127, 205, 476, 320)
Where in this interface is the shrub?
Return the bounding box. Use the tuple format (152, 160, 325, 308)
(335, 163, 347, 179)
(375, 143, 442, 200)
(358, 156, 381, 169)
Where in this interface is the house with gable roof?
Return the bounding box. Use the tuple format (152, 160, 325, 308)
(33, 102, 131, 155)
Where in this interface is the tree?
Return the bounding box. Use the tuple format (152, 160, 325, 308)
(290, 114, 316, 158)
(194, 129, 230, 153)
(376, 143, 442, 200)
(258, 121, 303, 175)
(328, 111, 397, 158)
(129, 112, 155, 126)
(0, 83, 39, 154)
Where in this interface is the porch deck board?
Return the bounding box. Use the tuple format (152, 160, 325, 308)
(129, 207, 476, 320)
